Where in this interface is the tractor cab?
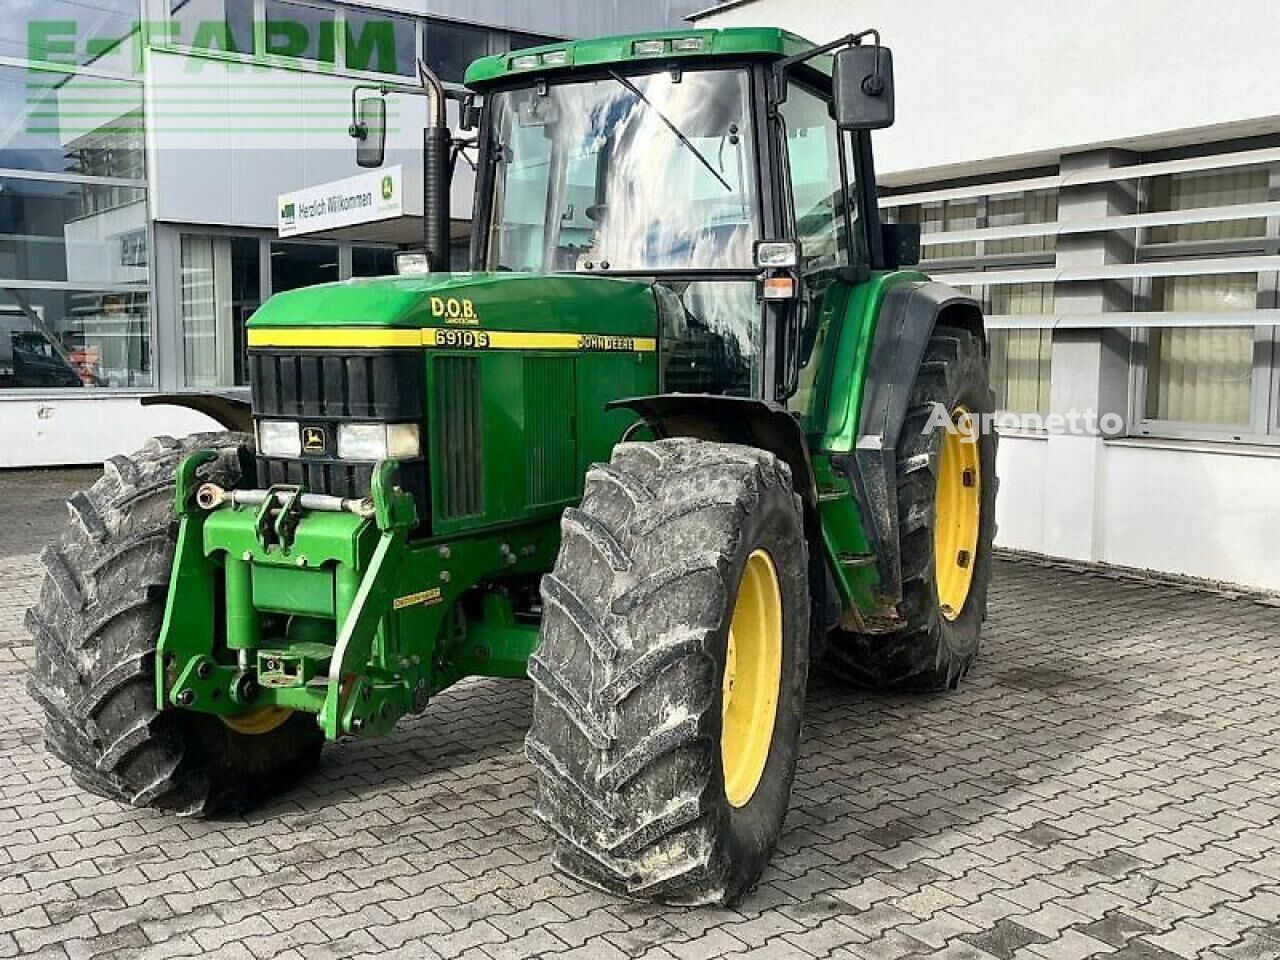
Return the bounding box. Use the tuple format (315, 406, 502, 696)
(458, 28, 907, 410)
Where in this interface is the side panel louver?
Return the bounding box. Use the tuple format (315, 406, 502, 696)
(433, 355, 484, 520)
(524, 356, 578, 507)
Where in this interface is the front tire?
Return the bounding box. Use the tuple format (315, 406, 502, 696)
(526, 439, 809, 905)
(825, 325, 998, 691)
(26, 433, 323, 815)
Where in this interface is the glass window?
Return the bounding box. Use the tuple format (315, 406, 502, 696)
(656, 281, 760, 398)
(424, 20, 491, 83)
(0, 287, 150, 389)
(985, 285, 1055, 415)
(351, 245, 396, 277)
(344, 9, 416, 76)
(1145, 274, 1257, 425)
(1146, 168, 1270, 244)
(1, 66, 146, 178)
(0, 179, 148, 285)
(487, 70, 760, 273)
(780, 85, 855, 272)
(986, 189, 1058, 256)
(265, 0, 337, 65)
(509, 32, 561, 51)
(270, 241, 339, 293)
(170, 0, 255, 56)
(10, 0, 141, 68)
(181, 235, 260, 387)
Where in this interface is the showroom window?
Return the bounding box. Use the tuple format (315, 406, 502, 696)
(179, 234, 390, 387)
(265, 0, 337, 65)
(0, 63, 152, 391)
(885, 187, 1060, 416)
(1132, 159, 1279, 441)
(424, 20, 492, 83)
(987, 284, 1056, 416)
(180, 235, 260, 388)
(344, 8, 416, 76)
(170, 0, 256, 56)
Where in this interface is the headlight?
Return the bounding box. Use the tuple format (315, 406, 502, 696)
(257, 420, 301, 457)
(337, 423, 420, 461)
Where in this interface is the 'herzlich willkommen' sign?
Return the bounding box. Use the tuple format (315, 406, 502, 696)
(278, 166, 403, 237)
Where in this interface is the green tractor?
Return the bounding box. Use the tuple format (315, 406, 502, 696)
(28, 27, 996, 905)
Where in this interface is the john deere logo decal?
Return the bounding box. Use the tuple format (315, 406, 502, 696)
(381, 176, 394, 200)
(302, 426, 326, 454)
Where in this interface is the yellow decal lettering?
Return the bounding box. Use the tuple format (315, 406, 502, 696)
(393, 587, 443, 610)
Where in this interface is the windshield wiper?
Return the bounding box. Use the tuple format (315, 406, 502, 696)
(607, 70, 734, 194)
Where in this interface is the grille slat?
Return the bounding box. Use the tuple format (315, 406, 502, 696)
(434, 355, 483, 520)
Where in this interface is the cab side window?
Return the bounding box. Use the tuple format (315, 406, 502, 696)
(779, 85, 857, 272)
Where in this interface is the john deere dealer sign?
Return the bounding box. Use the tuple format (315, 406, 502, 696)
(278, 167, 403, 238)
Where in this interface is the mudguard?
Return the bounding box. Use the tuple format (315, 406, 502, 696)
(606, 394, 818, 511)
(141, 393, 253, 434)
(837, 281, 983, 611)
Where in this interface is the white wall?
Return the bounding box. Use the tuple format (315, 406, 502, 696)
(1100, 443, 1280, 590)
(145, 49, 478, 231)
(698, 0, 1280, 182)
(0, 398, 222, 468)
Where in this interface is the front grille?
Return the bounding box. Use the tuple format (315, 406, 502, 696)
(249, 349, 428, 524)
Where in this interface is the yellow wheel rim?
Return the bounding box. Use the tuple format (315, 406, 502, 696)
(934, 406, 982, 622)
(220, 706, 293, 736)
(721, 549, 783, 809)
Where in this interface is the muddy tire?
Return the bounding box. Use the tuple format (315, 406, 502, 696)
(526, 438, 809, 905)
(26, 433, 323, 815)
(825, 325, 998, 691)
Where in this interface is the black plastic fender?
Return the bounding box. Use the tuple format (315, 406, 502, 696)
(606, 394, 818, 511)
(606, 392, 835, 649)
(140, 393, 253, 434)
(837, 281, 984, 613)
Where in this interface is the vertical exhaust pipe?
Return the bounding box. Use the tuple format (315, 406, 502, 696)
(418, 61, 452, 273)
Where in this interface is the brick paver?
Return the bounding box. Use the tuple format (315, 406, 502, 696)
(2, 470, 1278, 959)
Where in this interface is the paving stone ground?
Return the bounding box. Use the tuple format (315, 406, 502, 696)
(1, 469, 1278, 960)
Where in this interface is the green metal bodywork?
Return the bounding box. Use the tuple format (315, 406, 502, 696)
(464, 27, 828, 88)
(155, 28, 937, 741)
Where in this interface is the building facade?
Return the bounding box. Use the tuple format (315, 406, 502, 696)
(2, 0, 703, 466)
(694, 0, 1280, 591)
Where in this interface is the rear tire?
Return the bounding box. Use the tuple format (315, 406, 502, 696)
(824, 325, 998, 691)
(526, 439, 809, 905)
(26, 433, 323, 815)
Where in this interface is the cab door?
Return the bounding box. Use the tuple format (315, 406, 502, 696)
(775, 81, 863, 427)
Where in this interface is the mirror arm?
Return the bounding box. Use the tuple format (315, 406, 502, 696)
(770, 28, 882, 105)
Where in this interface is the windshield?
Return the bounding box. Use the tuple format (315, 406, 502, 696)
(485, 69, 760, 273)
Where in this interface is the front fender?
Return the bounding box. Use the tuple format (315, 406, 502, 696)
(141, 393, 253, 433)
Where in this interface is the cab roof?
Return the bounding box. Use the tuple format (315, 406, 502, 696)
(463, 27, 824, 89)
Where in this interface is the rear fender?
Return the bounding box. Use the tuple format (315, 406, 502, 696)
(841, 282, 984, 611)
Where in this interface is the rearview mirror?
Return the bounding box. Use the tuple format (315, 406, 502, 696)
(832, 44, 894, 130)
(353, 96, 387, 168)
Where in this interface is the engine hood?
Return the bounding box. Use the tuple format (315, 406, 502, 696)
(247, 272, 660, 341)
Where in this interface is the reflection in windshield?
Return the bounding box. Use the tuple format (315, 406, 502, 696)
(488, 70, 759, 273)
(656, 281, 759, 397)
